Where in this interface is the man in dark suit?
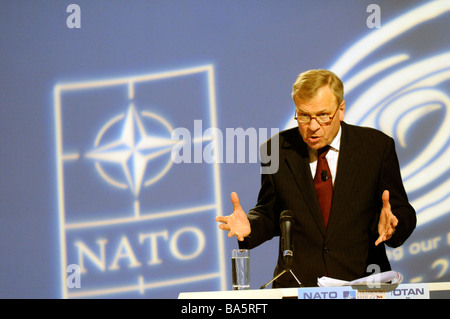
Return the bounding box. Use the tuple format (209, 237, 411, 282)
(216, 69, 416, 287)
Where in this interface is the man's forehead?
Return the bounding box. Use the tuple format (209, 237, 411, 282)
(294, 96, 337, 112)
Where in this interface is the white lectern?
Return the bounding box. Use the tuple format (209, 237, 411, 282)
(179, 282, 450, 299)
(179, 288, 299, 299)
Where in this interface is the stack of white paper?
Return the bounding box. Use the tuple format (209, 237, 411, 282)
(317, 270, 403, 287)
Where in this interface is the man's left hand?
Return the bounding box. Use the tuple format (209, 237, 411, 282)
(375, 190, 398, 246)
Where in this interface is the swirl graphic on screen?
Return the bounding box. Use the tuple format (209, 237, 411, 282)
(285, 1, 450, 227)
(330, 0, 450, 228)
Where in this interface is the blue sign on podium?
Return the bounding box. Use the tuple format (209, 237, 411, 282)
(298, 284, 430, 299)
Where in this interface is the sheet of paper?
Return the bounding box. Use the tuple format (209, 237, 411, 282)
(317, 271, 403, 287)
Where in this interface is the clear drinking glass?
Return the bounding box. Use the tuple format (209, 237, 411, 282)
(231, 249, 250, 290)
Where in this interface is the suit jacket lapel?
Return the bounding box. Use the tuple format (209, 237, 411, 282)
(283, 129, 327, 237)
(325, 122, 362, 242)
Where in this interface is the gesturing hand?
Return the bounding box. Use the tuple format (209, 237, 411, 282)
(215, 192, 251, 241)
(375, 190, 398, 246)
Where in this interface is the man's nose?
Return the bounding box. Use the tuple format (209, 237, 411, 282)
(308, 118, 321, 131)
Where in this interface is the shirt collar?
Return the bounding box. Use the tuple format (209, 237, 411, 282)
(307, 125, 341, 161)
(329, 125, 341, 152)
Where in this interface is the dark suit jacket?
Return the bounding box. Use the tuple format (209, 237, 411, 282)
(239, 122, 416, 287)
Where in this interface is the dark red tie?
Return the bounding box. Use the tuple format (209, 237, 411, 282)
(314, 146, 332, 227)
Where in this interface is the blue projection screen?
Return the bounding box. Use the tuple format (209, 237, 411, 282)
(0, 0, 449, 299)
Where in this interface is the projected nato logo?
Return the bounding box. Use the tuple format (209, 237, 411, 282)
(85, 104, 175, 197)
(54, 65, 226, 298)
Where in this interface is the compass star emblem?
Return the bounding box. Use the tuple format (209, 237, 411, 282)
(85, 104, 177, 197)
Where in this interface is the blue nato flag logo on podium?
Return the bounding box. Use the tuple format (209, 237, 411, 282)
(54, 65, 226, 298)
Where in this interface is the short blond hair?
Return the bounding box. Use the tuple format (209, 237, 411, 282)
(292, 69, 344, 106)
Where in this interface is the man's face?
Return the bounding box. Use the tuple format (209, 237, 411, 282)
(294, 85, 345, 150)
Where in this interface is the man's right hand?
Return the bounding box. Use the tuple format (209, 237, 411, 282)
(215, 192, 251, 241)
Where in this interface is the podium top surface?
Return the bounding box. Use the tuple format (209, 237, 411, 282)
(178, 282, 450, 299)
(178, 288, 299, 299)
